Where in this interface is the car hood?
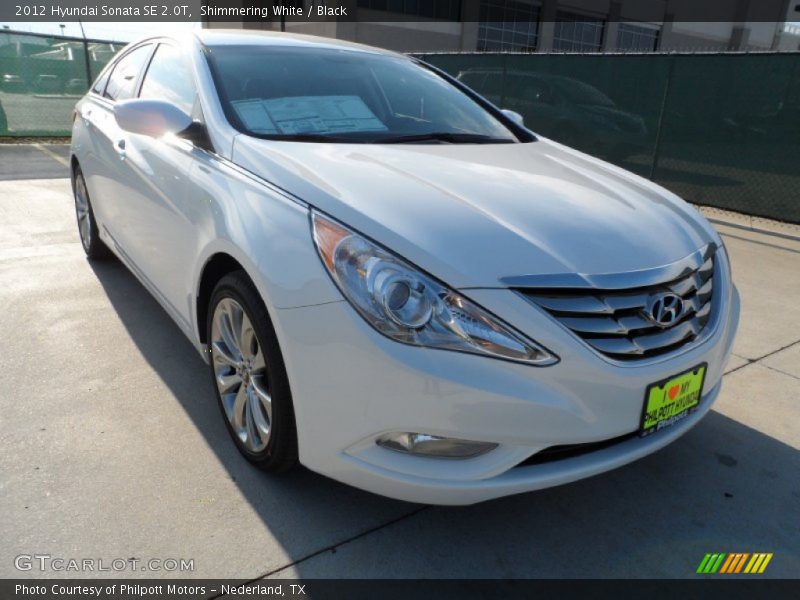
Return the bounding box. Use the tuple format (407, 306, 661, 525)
(232, 135, 718, 289)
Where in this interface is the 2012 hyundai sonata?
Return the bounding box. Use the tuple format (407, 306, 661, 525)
(70, 30, 739, 505)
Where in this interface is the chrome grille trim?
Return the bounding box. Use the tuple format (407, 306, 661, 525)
(501, 244, 715, 290)
(517, 245, 716, 360)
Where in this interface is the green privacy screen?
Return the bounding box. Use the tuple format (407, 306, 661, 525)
(1, 31, 798, 223)
(419, 52, 800, 224)
(0, 31, 122, 137)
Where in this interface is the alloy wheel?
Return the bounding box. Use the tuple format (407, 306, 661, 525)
(74, 174, 91, 249)
(210, 298, 273, 452)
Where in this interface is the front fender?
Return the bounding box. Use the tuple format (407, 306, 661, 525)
(187, 154, 341, 352)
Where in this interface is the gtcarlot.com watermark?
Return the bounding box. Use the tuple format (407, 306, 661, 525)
(14, 554, 194, 573)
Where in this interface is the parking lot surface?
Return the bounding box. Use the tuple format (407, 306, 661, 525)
(0, 143, 69, 180)
(1, 176, 798, 579)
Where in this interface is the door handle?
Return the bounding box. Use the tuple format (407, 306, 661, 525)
(115, 139, 126, 159)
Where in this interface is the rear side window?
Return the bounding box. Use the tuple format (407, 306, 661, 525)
(139, 43, 197, 114)
(104, 44, 152, 102)
(91, 68, 111, 95)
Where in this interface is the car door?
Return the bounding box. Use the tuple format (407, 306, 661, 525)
(80, 43, 154, 245)
(112, 41, 204, 330)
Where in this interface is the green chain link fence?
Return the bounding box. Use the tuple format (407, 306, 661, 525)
(0, 30, 123, 137)
(418, 52, 800, 224)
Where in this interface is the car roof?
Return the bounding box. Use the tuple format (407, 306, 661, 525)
(192, 29, 403, 58)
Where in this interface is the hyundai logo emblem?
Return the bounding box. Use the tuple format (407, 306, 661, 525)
(644, 293, 684, 328)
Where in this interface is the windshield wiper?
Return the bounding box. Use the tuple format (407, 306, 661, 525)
(252, 133, 369, 143)
(374, 132, 516, 144)
(249, 132, 517, 144)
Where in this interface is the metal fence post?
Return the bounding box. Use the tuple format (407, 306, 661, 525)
(500, 53, 507, 107)
(82, 39, 92, 89)
(649, 54, 675, 181)
(79, 20, 92, 89)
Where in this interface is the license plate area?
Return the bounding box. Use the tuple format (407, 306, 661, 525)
(640, 363, 707, 437)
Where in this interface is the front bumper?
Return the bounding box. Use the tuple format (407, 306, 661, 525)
(271, 267, 740, 505)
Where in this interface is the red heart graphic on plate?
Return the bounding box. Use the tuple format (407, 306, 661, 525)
(668, 385, 680, 400)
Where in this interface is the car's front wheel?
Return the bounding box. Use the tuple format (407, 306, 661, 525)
(72, 166, 111, 259)
(207, 271, 298, 472)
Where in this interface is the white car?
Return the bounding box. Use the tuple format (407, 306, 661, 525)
(70, 30, 739, 505)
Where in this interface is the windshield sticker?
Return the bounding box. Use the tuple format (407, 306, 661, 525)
(260, 96, 387, 134)
(231, 100, 279, 134)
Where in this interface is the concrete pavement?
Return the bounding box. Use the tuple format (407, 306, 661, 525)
(0, 178, 798, 580)
(0, 144, 70, 180)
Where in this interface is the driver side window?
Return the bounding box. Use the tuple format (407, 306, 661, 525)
(139, 43, 197, 115)
(104, 44, 152, 102)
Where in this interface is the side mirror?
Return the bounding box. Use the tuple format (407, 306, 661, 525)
(501, 109, 524, 127)
(114, 99, 192, 138)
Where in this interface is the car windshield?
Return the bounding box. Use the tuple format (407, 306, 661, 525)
(205, 45, 522, 143)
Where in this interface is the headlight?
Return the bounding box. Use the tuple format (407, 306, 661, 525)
(311, 210, 557, 366)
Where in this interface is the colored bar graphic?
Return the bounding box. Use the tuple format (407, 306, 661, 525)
(695, 554, 711, 573)
(731, 553, 745, 573)
(758, 553, 773, 573)
(698, 553, 723, 574)
(735, 553, 749, 573)
(703, 554, 720, 574)
(700, 552, 773, 574)
(711, 553, 726, 573)
(745, 554, 760, 573)
(697, 554, 713, 574)
(719, 554, 736, 574)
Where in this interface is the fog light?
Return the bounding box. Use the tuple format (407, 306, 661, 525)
(376, 432, 497, 459)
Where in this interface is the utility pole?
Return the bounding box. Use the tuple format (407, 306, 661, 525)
(77, 19, 92, 87)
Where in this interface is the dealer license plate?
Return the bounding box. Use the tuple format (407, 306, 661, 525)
(640, 364, 707, 437)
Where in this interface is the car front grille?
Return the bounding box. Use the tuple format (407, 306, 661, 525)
(517, 245, 716, 360)
(515, 432, 638, 468)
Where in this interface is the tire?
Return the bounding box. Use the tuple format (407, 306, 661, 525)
(72, 166, 111, 259)
(207, 271, 298, 472)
